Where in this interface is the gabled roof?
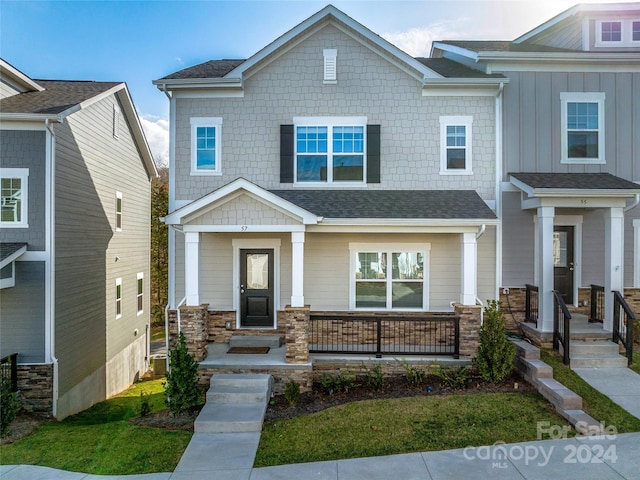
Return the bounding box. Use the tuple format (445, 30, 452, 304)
(510, 173, 640, 196)
(0, 59, 44, 94)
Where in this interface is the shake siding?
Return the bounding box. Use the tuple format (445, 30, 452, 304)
(173, 24, 496, 202)
(54, 94, 150, 399)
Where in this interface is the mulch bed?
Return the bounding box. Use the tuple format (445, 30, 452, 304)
(265, 371, 533, 423)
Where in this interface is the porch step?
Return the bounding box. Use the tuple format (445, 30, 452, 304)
(570, 354, 629, 368)
(570, 340, 619, 356)
(229, 335, 282, 349)
(207, 383, 271, 404)
(209, 373, 274, 389)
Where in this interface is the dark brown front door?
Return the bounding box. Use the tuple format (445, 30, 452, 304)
(554, 226, 574, 304)
(240, 249, 274, 327)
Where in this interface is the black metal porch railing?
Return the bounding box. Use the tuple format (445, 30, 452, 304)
(612, 291, 635, 366)
(525, 284, 539, 326)
(590, 284, 605, 323)
(309, 314, 460, 359)
(0, 353, 18, 393)
(553, 290, 572, 365)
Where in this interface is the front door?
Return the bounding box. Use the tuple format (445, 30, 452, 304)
(553, 226, 574, 304)
(240, 249, 274, 327)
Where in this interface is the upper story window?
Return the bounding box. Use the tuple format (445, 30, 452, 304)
(439, 116, 473, 175)
(0, 168, 28, 228)
(560, 92, 605, 164)
(136, 272, 144, 315)
(294, 117, 366, 185)
(190, 117, 222, 175)
(596, 19, 640, 46)
(115, 278, 122, 320)
(115, 191, 123, 232)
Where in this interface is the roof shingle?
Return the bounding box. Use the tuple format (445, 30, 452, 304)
(510, 173, 640, 190)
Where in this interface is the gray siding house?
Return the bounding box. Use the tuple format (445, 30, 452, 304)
(432, 2, 640, 337)
(0, 59, 157, 419)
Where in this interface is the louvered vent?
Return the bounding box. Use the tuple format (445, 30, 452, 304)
(323, 49, 337, 84)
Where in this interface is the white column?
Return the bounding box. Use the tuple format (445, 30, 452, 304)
(604, 207, 624, 331)
(184, 232, 200, 306)
(461, 232, 477, 306)
(291, 231, 305, 307)
(538, 206, 555, 332)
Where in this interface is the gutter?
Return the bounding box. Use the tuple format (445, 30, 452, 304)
(625, 194, 640, 212)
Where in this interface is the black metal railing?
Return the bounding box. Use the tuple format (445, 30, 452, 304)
(612, 291, 635, 366)
(0, 353, 18, 392)
(553, 290, 572, 365)
(525, 284, 539, 326)
(309, 314, 460, 358)
(590, 284, 605, 323)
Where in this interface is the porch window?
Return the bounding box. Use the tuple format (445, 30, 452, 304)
(115, 278, 122, 319)
(136, 272, 144, 315)
(560, 92, 605, 164)
(0, 168, 28, 228)
(439, 116, 472, 174)
(294, 117, 366, 184)
(190, 117, 222, 175)
(351, 244, 429, 310)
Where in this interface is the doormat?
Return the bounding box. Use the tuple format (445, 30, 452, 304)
(227, 347, 270, 354)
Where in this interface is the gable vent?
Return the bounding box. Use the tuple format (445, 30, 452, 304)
(323, 49, 337, 84)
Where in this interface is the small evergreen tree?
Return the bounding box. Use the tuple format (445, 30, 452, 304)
(164, 332, 200, 416)
(475, 300, 515, 383)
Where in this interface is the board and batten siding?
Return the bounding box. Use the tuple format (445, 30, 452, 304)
(54, 93, 150, 417)
(172, 24, 496, 202)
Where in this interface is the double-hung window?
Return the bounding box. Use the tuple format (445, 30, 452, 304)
(115, 191, 123, 232)
(294, 117, 366, 184)
(596, 19, 640, 46)
(191, 117, 222, 175)
(136, 272, 144, 315)
(115, 278, 122, 319)
(351, 243, 430, 310)
(560, 92, 605, 164)
(0, 168, 28, 228)
(439, 116, 472, 175)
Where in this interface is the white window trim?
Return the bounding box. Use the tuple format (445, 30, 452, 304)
(323, 49, 337, 84)
(190, 117, 223, 176)
(560, 92, 605, 165)
(439, 116, 473, 175)
(136, 272, 144, 316)
(595, 19, 640, 47)
(0, 167, 29, 228)
(634, 219, 640, 288)
(115, 191, 123, 232)
(115, 278, 122, 320)
(293, 116, 367, 187)
(349, 242, 431, 311)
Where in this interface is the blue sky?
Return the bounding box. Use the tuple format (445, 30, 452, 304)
(1, 0, 632, 165)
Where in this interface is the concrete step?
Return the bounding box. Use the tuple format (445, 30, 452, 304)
(194, 402, 267, 433)
(209, 373, 274, 390)
(537, 377, 583, 411)
(229, 335, 282, 349)
(207, 383, 271, 404)
(570, 340, 619, 356)
(570, 354, 629, 368)
(516, 357, 553, 386)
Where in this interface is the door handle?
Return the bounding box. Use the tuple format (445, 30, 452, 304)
(569, 262, 574, 272)
(240, 284, 245, 294)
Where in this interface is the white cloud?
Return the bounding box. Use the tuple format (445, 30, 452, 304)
(140, 115, 170, 168)
(382, 20, 468, 57)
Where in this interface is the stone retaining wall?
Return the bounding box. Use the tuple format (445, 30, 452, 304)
(455, 304, 482, 358)
(198, 366, 313, 394)
(168, 305, 209, 361)
(17, 364, 54, 417)
(206, 310, 286, 344)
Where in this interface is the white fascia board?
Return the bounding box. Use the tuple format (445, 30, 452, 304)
(422, 78, 507, 96)
(308, 223, 494, 234)
(431, 42, 480, 62)
(509, 176, 536, 196)
(0, 59, 45, 92)
(509, 176, 640, 198)
(153, 77, 243, 92)
(163, 178, 319, 225)
(0, 245, 27, 270)
(182, 224, 306, 233)
(0, 113, 60, 124)
(317, 218, 499, 226)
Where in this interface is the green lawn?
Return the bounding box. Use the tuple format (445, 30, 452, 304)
(0, 380, 191, 475)
(255, 391, 566, 467)
(630, 351, 640, 376)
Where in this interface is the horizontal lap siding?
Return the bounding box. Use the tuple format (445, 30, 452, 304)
(55, 94, 150, 402)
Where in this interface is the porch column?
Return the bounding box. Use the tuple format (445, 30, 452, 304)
(604, 207, 624, 331)
(461, 232, 477, 305)
(184, 232, 200, 306)
(538, 206, 555, 332)
(291, 231, 305, 307)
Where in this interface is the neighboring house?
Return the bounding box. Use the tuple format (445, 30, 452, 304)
(0, 59, 157, 419)
(153, 5, 503, 384)
(432, 1, 640, 338)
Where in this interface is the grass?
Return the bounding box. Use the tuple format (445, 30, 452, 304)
(255, 391, 566, 467)
(0, 379, 191, 475)
(541, 349, 640, 433)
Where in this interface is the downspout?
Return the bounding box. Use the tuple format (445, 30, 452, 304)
(624, 194, 639, 213)
(476, 223, 486, 240)
(494, 81, 504, 301)
(45, 118, 59, 418)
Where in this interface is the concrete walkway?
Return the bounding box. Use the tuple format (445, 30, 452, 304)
(573, 367, 640, 420)
(3, 432, 640, 479)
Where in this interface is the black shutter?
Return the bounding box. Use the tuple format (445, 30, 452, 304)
(280, 124, 294, 183)
(367, 124, 381, 184)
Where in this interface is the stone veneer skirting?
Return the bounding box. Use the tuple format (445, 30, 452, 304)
(16, 363, 54, 417)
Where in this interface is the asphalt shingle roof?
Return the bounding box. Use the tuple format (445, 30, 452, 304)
(415, 58, 505, 78)
(269, 190, 496, 219)
(437, 40, 579, 54)
(510, 173, 640, 191)
(0, 80, 120, 115)
(0, 243, 27, 262)
(160, 60, 246, 80)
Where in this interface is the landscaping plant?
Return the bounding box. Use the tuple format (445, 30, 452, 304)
(284, 381, 301, 406)
(475, 300, 515, 383)
(361, 363, 387, 390)
(164, 332, 200, 416)
(0, 373, 20, 437)
(398, 360, 425, 386)
(434, 365, 470, 390)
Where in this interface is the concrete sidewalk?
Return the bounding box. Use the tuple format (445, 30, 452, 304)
(2, 432, 640, 479)
(573, 367, 640, 420)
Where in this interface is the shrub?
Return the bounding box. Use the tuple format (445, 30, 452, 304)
(139, 391, 152, 417)
(284, 381, 301, 406)
(474, 300, 515, 383)
(0, 373, 20, 437)
(164, 332, 200, 416)
(361, 363, 387, 390)
(434, 365, 470, 390)
(398, 360, 425, 386)
(319, 369, 357, 394)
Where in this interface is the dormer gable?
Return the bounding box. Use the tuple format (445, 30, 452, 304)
(0, 58, 44, 100)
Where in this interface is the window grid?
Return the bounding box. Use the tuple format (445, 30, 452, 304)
(601, 21, 622, 41)
(116, 278, 122, 319)
(633, 21, 640, 41)
(1, 178, 22, 223)
(137, 273, 144, 315)
(196, 127, 217, 170)
(116, 192, 122, 232)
